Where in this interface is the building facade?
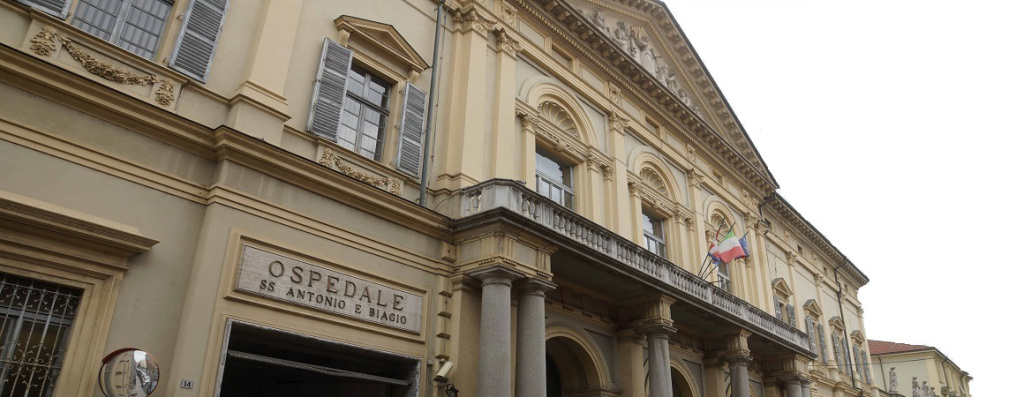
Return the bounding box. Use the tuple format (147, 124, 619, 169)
(0, 0, 883, 396)
(868, 340, 971, 397)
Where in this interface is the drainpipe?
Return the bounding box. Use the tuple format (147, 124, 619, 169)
(418, 0, 446, 206)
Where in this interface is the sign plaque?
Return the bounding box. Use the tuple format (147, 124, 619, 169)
(236, 245, 422, 333)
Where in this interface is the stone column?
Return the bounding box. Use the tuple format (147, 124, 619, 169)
(471, 267, 522, 397)
(514, 279, 556, 397)
(783, 377, 803, 397)
(638, 323, 676, 397)
(725, 355, 753, 397)
(800, 377, 812, 397)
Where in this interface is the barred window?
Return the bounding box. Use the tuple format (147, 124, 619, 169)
(0, 273, 82, 397)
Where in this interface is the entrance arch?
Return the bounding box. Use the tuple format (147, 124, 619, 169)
(545, 334, 605, 397)
(670, 363, 700, 397)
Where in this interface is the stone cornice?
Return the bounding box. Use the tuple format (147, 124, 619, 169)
(511, 0, 778, 195)
(0, 190, 159, 259)
(765, 195, 869, 286)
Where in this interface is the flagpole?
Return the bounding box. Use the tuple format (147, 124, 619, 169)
(698, 219, 727, 279)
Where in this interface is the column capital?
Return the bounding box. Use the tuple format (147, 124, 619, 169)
(635, 318, 676, 337)
(722, 352, 754, 367)
(514, 278, 557, 296)
(469, 265, 525, 285)
(495, 28, 522, 56)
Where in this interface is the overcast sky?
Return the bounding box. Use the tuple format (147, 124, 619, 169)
(666, 1, 1024, 395)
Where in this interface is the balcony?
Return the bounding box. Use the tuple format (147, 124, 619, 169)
(451, 179, 810, 353)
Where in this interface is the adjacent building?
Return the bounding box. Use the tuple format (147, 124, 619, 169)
(1, 0, 886, 396)
(869, 340, 971, 397)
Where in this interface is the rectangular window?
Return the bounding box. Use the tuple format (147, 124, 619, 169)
(535, 150, 573, 208)
(0, 273, 82, 397)
(339, 65, 391, 161)
(642, 210, 666, 257)
(71, 0, 173, 60)
(716, 262, 730, 292)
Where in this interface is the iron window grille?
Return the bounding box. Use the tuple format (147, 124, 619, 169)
(0, 272, 82, 397)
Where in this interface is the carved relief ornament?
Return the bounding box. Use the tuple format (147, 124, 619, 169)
(30, 27, 175, 107)
(319, 149, 401, 195)
(454, 7, 497, 37)
(495, 28, 523, 56)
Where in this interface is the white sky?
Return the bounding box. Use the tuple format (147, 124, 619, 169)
(665, 1, 1024, 395)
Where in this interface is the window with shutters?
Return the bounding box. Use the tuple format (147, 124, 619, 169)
(803, 300, 828, 364)
(307, 18, 429, 177)
(0, 272, 82, 397)
(771, 278, 794, 325)
(13, 0, 229, 81)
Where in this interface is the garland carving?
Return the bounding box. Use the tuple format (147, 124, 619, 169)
(30, 27, 175, 107)
(319, 149, 402, 195)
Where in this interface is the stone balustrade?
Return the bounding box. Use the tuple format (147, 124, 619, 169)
(454, 179, 810, 351)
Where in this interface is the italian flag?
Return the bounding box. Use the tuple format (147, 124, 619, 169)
(714, 231, 748, 264)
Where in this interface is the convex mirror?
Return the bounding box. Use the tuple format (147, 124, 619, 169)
(98, 348, 160, 397)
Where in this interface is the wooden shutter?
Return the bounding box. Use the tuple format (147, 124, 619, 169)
(13, 0, 70, 18)
(842, 337, 852, 375)
(853, 345, 862, 376)
(861, 350, 871, 381)
(169, 0, 229, 82)
(306, 38, 353, 141)
(773, 297, 782, 319)
(71, 0, 120, 41)
(786, 304, 796, 326)
(806, 318, 817, 353)
(817, 324, 828, 362)
(831, 333, 841, 364)
(396, 82, 426, 177)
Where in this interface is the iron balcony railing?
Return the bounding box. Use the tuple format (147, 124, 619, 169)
(453, 179, 809, 350)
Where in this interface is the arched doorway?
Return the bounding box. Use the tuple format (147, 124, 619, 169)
(670, 367, 696, 397)
(545, 336, 602, 397)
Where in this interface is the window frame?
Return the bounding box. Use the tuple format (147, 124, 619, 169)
(69, 0, 176, 61)
(338, 63, 392, 162)
(535, 148, 574, 209)
(641, 209, 666, 257)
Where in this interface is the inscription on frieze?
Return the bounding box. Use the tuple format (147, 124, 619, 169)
(236, 245, 422, 333)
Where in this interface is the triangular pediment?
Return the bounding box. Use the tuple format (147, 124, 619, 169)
(562, 0, 774, 180)
(334, 16, 429, 73)
(803, 299, 823, 317)
(850, 330, 865, 343)
(771, 277, 794, 298)
(829, 316, 845, 331)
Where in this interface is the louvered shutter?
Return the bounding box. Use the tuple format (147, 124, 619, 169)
(817, 324, 828, 362)
(396, 82, 426, 177)
(786, 304, 796, 326)
(773, 297, 782, 319)
(831, 333, 841, 364)
(169, 0, 229, 82)
(13, 0, 70, 18)
(806, 318, 817, 353)
(842, 337, 852, 375)
(117, 0, 173, 59)
(853, 345, 862, 377)
(306, 38, 353, 141)
(861, 350, 871, 382)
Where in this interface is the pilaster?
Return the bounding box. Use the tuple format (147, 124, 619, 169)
(227, 0, 302, 145)
(491, 28, 521, 179)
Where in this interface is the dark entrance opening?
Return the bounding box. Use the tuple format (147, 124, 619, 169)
(217, 322, 419, 397)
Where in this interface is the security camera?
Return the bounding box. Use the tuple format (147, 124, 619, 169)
(433, 361, 454, 383)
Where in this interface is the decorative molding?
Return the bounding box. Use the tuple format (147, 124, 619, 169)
(334, 16, 430, 73)
(495, 28, 523, 55)
(454, 6, 497, 37)
(29, 27, 175, 107)
(538, 101, 579, 137)
(499, 2, 519, 25)
(318, 149, 401, 195)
